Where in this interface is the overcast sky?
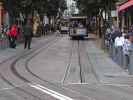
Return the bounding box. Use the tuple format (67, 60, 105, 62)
(67, 0, 75, 7)
(66, 0, 79, 14)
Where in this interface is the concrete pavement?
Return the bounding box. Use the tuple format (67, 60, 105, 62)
(0, 35, 56, 64)
(26, 35, 133, 99)
(28, 35, 132, 86)
(0, 34, 62, 100)
(1, 34, 133, 100)
(86, 40, 133, 86)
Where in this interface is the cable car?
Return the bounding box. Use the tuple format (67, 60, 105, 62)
(69, 16, 88, 39)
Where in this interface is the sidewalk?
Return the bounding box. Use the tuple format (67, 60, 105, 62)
(86, 34, 133, 86)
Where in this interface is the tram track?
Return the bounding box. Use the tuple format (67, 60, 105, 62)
(0, 36, 96, 100)
(78, 39, 99, 84)
(81, 40, 99, 83)
(86, 50, 100, 83)
(78, 40, 85, 83)
(62, 40, 75, 83)
(8, 36, 91, 100)
(61, 38, 100, 85)
(16, 36, 91, 100)
(8, 36, 133, 100)
(0, 36, 90, 100)
(0, 36, 60, 100)
(10, 36, 60, 83)
(83, 40, 100, 83)
(0, 35, 56, 65)
(61, 39, 86, 84)
(62, 39, 86, 84)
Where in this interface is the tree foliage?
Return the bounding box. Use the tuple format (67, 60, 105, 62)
(74, 0, 118, 16)
(3, 0, 67, 17)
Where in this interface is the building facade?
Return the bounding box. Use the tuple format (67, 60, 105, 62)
(117, 0, 133, 31)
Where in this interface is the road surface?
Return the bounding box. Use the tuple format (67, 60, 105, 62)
(0, 34, 133, 100)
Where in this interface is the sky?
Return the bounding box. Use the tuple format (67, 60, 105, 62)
(65, 0, 79, 14)
(67, 0, 75, 7)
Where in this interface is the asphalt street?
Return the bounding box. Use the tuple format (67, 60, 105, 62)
(0, 34, 133, 100)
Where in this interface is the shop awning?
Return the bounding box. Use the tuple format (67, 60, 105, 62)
(118, 0, 133, 12)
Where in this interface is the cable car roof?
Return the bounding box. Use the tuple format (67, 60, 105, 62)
(70, 16, 87, 19)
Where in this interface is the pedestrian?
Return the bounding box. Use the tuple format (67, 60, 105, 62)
(127, 32, 133, 51)
(111, 26, 120, 43)
(110, 27, 121, 60)
(126, 32, 133, 74)
(122, 33, 130, 70)
(44, 24, 49, 35)
(105, 28, 112, 48)
(8, 24, 18, 48)
(23, 20, 33, 49)
(40, 22, 45, 36)
(114, 32, 124, 66)
(37, 22, 43, 37)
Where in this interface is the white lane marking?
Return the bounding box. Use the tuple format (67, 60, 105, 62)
(30, 84, 74, 100)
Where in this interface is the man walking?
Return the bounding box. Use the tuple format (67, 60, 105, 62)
(23, 20, 33, 49)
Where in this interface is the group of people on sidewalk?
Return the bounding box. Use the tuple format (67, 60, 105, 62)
(105, 25, 133, 73)
(6, 19, 33, 50)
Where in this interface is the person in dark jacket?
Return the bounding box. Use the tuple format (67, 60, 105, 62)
(23, 20, 33, 49)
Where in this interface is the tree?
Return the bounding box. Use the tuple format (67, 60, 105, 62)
(46, 0, 67, 17)
(3, 0, 67, 20)
(74, 0, 118, 16)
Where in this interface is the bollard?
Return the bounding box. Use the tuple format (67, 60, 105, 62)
(128, 50, 133, 75)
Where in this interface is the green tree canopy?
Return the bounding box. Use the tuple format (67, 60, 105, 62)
(3, 0, 67, 17)
(74, 0, 118, 16)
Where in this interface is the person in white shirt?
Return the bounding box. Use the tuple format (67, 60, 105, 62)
(114, 34, 124, 47)
(114, 33, 124, 66)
